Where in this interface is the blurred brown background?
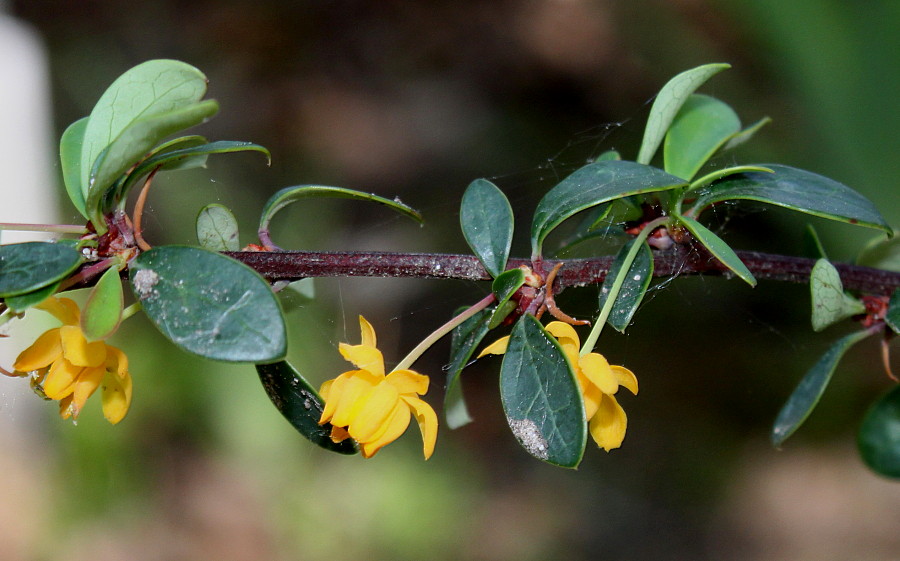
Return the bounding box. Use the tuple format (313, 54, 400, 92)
(1, 1, 899, 560)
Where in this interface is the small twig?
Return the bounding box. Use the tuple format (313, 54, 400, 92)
(132, 168, 161, 252)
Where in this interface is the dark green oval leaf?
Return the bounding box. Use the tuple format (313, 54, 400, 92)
(81, 265, 124, 341)
(500, 315, 586, 467)
(129, 245, 286, 362)
(858, 384, 900, 478)
(664, 94, 741, 181)
(256, 361, 358, 454)
(690, 164, 892, 234)
(489, 268, 526, 329)
(81, 60, 210, 203)
(0, 242, 82, 297)
(810, 258, 865, 332)
(678, 215, 756, 286)
(445, 307, 493, 429)
(772, 329, 874, 447)
(3, 281, 60, 313)
(886, 289, 900, 335)
(688, 165, 774, 193)
(197, 204, 240, 252)
(259, 185, 423, 248)
(637, 63, 731, 165)
(460, 179, 514, 278)
(60, 117, 90, 219)
(531, 160, 686, 257)
(599, 239, 653, 333)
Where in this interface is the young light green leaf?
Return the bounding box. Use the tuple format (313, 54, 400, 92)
(259, 185, 423, 248)
(489, 268, 526, 328)
(86, 99, 220, 226)
(129, 245, 286, 362)
(3, 281, 60, 312)
(802, 224, 828, 260)
(688, 165, 774, 193)
(810, 258, 866, 332)
(596, 150, 621, 161)
(771, 329, 873, 447)
(858, 384, 900, 479)
(637, 63, 731, 165)
(81, 60, 210, 202)
(677, 215, 756, 286)
(664, 94, 741, 181)
(256, 361, 358, 454)
(197, 204, 240, 251)
(857, 234, 900, 273)
(598, 239, 653, 333)
(59, 117, 90, 219)
(531, 160, 686, 258)
(460, 179, 514, 278)
(689, 164, 892, 234)
(723, 116, 772, 151)
(0, 242, 82, 297)
(81, 265, 124, 341)
(445, 307, 493, 429)
(885, 289, 900, 334)
(500, 315, 586, 468)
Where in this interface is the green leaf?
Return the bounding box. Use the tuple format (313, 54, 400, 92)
(599, 239, 653, 333)
(664, 94, 741, 181)
(499, 315, 586, 467)
(256, 361, 358, 454)
(688, 165, 774, 193)
(885, 289, 900, 334)
(81, 265, 124, 341)
(689, 164, 892, 234)
(59, 117, 90, 219)
(723, 116, 771, 151)
(119, 140, 270, 200)
(677, 215, 756, 286)
(771, 329, 873, 447)
(0, 242, 82, 297)
(596, 150, 621, 161)
(460, 179, 514, 278)
(858, 384, 900, 478)
(3, 281, 60, 312)
(81, 60, 211, 203)
(129, 245, 286, 362)
(259, 185, 423, 247)
(810, 258, 866, 332)
(489, 268, 526, 329)
(857, 234, 900, 272)
(531, 160, 687, 257)
(86, 100, 220, 225)
(445, 307, 492, 429)
(637, 63, 731, 165)
(801, 224, 828, 260)
(196, 204, 240, 251)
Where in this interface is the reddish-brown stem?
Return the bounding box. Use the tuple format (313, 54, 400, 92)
(132, 168, 160, 252)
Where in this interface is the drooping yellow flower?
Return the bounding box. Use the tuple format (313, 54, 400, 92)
(318, 316, 438, 459)
(479, 321, 638, 451)
(4, 297, 132, 424)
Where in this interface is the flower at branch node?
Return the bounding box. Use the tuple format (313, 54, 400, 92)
(318, 316, 438, 459)
(3, 297, 132, 424)
(479, 321, 638, 451)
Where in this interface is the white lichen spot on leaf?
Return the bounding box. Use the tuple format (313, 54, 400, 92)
(508, 417, 549, 460)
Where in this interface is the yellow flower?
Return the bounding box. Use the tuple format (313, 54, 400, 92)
(4, 297, 132, 424)
(479, 321, 638, 451)
(318, 316, 438, 459)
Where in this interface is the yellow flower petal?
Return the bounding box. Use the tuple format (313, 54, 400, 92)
(37, 297, 80, 326)
(402, 395, 438, 460)
(611, 365, 638, 395)
(70, 366, 105, 419)
(589, 394, 628, 452)
(358, 315, 377, 349)
(13, 328, 62, 372)
(544, 321, 581, 349)
(105, 346, 129, 378)
(338, 343, 385, 377)
(101, 369, 132, 424)
(477, 336, 510, 358)
(60, 325, 106, 367)
(349, 381, 401, 441)
(385, 369, 429, 395)
(580, 376, 603, 419)
(329, 425, 351, 443)
(360, 401, 411, 459)
(42, 358, 82, 400)
(328, 370, 381, 427)
(578, 352, 619, 395)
